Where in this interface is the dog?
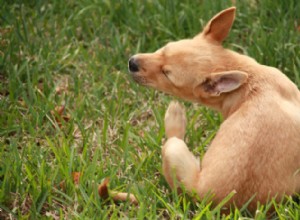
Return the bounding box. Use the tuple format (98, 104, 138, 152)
(128, 7, 300, 211)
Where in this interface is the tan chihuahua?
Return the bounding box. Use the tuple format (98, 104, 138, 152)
(128, 7, 300, 211)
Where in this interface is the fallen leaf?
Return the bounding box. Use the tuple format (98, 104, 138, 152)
(54, 105, 65, 115)
(59, 180, 65, 190)
(98, 178, 138, 206)
(51, 105, 71, 127)
(98, 178, 110, 199)
(72, 172, 81, 185)
(111, 191, 138, 206)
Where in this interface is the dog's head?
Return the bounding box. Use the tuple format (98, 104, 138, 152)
(128, 7, 248, 103)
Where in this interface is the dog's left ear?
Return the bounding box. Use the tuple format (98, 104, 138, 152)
(201, 7, 236, 43)
(194, 71, 248, 97)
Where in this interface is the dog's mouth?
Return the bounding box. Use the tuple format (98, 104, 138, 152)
(128, 68, 173, 89)
(130, 72, 148, 85)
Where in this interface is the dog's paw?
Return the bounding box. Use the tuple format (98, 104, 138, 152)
(164, 101, 186, 139)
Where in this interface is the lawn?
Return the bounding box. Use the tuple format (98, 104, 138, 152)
(0, 0, 299, 219)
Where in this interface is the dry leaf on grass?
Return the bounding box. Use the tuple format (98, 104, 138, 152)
(54, 105, 65, 115)
(98, 178, 138, 206)
(58, 172, 81, 190)
(98, 178, 110, 199)
(51, 105, 71, 127)
(72, 172, 81, 185)
(59, 180, 65, 190)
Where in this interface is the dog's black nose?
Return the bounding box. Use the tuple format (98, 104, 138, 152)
(128, 57, 139, 72)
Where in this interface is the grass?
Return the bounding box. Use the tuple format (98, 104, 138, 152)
(0, 0, 299, 219)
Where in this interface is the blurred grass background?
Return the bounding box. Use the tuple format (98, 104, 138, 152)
(0, 0, 299, 219)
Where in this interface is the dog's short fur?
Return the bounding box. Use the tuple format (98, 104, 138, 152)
(128, 7, 300, 210)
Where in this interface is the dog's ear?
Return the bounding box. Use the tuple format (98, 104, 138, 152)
(201, 7, 236, 43)
(194, 71, 248, 97)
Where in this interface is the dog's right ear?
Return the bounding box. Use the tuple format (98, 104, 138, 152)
(193, 70, 248, 98)
(199, 7, 236, 44)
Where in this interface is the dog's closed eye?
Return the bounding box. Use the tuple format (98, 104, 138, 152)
(162, 66, 172, 78)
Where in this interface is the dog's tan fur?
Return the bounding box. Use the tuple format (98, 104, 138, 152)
(129, 7, 300, 210)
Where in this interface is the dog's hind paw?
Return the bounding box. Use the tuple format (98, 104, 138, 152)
(164, 101, 187, 140)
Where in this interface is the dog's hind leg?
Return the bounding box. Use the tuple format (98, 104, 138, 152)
(162, 102, 200, 192)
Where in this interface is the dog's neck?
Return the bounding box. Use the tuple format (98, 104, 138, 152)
(206, 49, 262, 119)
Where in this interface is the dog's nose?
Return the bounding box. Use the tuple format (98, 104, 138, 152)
(128, 57, 139, 72)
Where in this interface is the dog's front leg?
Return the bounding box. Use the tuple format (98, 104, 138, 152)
(162, 102, 200, 192)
